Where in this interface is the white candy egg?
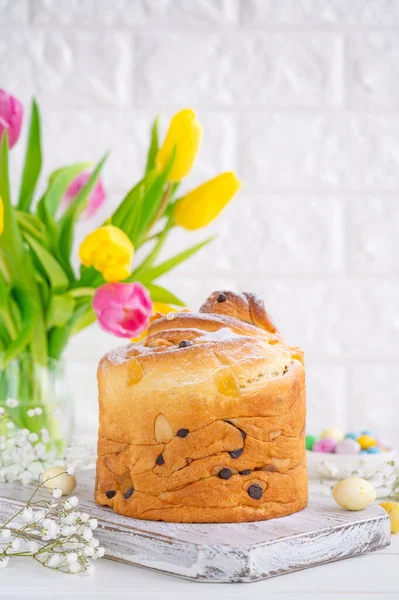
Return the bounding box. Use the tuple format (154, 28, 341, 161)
(41, 466, 77, 496)
(320, 427, 344, 442)
(333, 477, 376, 511)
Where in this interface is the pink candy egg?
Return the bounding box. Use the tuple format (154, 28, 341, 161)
(334, 439, 361, 455)
(312, 438, 337, 453)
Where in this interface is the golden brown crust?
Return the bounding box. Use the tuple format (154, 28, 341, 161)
(95, 291, 307, 523)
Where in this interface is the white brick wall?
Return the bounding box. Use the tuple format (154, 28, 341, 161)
(1, 0, 398, 440)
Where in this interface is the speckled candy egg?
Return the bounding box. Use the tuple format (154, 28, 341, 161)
(312, 438, 337, 453)
(320, 428, 344, 442)
(41, 466, 77, 496)
(333, 477, 376, 511)
(334, 439, 361, 455)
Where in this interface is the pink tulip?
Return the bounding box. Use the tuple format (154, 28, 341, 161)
(62, 172, 106, 219)
(0, 89, 23, 149)
(93, 282, 152, 338)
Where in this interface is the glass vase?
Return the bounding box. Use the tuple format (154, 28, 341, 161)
(0, 354, 74, 456)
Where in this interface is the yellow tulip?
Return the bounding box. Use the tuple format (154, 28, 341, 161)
(0, 195, 3, 235)
(174, 172, 241, 230)
(156, 109, 202, 182)
(79, 225, 134, 282)
(380, 501, 399, 533)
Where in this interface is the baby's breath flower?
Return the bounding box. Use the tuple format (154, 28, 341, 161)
(47, 554, 61, 568)
(52, 488, 62, 499)
(22, 508, 34, 524)
(66, 552, 78, 565)
(80, 512, 90, 523)
(88, 519, 98, 530)
(68, 496, 79, 508)
(28, 541, 40, 553)
(27, 409, 35, 417)
(6, 422, 14, 430)
(0, 556, 9, 569)
(11, 538, 20, 551)
(96, 547, 105, 558)
(1, 529, 11, 539)
(83, 546, 94, 557)
(82, 527, 93, 542)
(6, 398, 19, 408)
(28, 433, 39, 443)
(34, 407, 43, 416)
(89, 538, 100, 548)
(65, 465, 75, 476)
(0, 407, 5, 415)
(69, 562, 81, 574)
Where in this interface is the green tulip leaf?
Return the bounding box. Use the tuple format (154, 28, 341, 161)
(18, 99, 42, 212)
(70, 303, 96, 335)
(137, 236, 215, 283)
(145, 283, 185, 307)
(16, 210, 48, 245)
(38, 162, 90, 219)
(58, 153, 108, 274)
(145, 116, 159, 174)
(47, 294, 76, 329)
(24, 233, 69, 292)
(3, 286, 38, 364)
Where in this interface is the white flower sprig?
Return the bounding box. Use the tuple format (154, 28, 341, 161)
(0, 403, 56, 485)
(0, 471, 104, 574)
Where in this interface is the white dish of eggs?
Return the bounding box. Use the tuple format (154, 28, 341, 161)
(307, 427, 398, 499)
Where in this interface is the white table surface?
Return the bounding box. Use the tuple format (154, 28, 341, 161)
(1, 533, 398, 600)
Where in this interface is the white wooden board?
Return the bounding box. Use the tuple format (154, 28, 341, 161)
(0, 470, 391, 583)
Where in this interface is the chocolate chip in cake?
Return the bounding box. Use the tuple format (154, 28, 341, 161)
(105, 490, 116, 499)
(156, 453, 165, 465)
(217, 293, 227, 303)
(178, 340, 193, 348)
(123, 487, 134, 499)
(248, 484, 263, 500)
(239, 469, 252, 475)
(229, 448, 244, 459)
(218, 468, 232, 480)
(177, 428, 189, 438)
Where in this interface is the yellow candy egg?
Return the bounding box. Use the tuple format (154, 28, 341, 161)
(333, 477, 376, 511)
(320, 427, 344, 442)
(357, 434, 376, 450)
(41, 466, 77, 496)
(379, 501, 399, 533)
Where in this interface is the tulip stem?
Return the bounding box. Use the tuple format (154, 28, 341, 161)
(131, 217, 173, 281)
(149, 183, 173, 231)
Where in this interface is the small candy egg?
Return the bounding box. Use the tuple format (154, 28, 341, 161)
(377, 438, 391, 450)
(320, 428, 344, 442)
(312, 438, 337, 453)
(345, 432, 358, 441)
(379, 501, 399, 533)
(333, 477, 376, 511)
(366, 446, 382, 454)
(334, 439, 361, 455)
(357, 434, 377, 450)
(360, 450, 368, 454)
(41, 466, 77, 496)
(306, 435, 318, 451)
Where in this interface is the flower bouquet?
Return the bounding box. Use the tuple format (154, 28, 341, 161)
(0, 89, 240, 452)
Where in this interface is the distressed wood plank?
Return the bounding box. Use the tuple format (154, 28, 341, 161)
(0, 470, 391, 583)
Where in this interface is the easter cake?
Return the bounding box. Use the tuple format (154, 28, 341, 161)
(95, 291, 307, 523)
